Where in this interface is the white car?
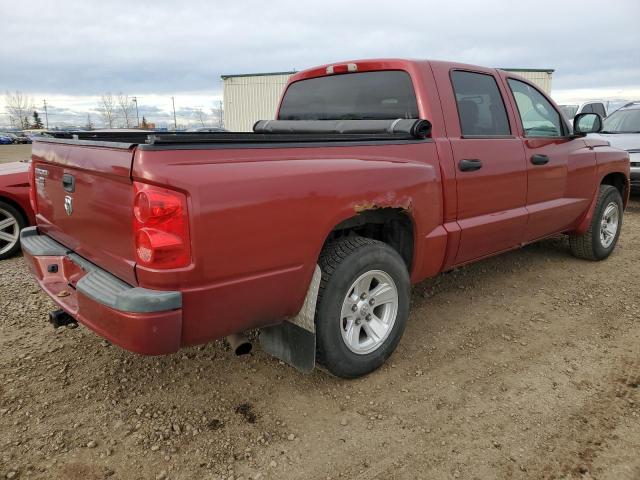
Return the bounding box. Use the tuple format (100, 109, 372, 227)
(559, 101, 607, 121)
(589, 101, 640, 191)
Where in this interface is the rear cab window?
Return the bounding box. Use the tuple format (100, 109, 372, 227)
(278, 71, 419, 120)
(450, 70, 511, 137)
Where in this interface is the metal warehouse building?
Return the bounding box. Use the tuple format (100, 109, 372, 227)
(221, 71, 296, 132)
(500, 68, 554, 94)
(222, 67, 553, 132)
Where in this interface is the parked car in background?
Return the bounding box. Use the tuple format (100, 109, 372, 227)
(22, 130, 59, 142)
(0, 133, 18, 144)
(603, 100, 636, 117)
(0, 134, 14, 145)
(559, 101, 608, 122)
(589, 101, 640, 191)
(0, 132, 30, 144)
(186, 127, 227, 132)
(14, 132, 32, 144)
(23, 132, 48, 142)
(0, 161, 34, 259)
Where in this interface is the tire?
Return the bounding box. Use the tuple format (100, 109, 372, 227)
(569, 185, 623, 261)
(315, 236, 410, 378)
(0, 200, 26, 260)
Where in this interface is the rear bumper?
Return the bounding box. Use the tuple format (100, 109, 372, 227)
(20, 227, 182, 355)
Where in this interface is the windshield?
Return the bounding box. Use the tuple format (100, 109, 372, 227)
(559, 105, 578, 119)
(279, 70, 419, 120)
(602, 108, 640, 133)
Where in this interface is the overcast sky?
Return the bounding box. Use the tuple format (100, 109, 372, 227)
(1, 0, 639, 127)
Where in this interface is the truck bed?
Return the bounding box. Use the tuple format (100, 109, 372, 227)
(46, 118, 432, 149)
(30, 118, 439, 348)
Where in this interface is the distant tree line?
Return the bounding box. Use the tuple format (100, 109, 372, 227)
(4, 91, 44, 129)
(3, 90, 224, 130)
(97, 93, 138, 128)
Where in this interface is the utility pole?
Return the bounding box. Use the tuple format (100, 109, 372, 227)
(43, 99, 49, 129)
(132, 96, 140, 127)
(171, 96, 177, 130)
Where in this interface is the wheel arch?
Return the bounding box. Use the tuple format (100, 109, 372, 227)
(319, 207, 415, 272)
(572, 171, 629, 236)
(600, 171, 629, 208)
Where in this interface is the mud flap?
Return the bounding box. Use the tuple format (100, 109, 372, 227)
(260, 322, 316, 373)
(260, 265, 320, 373)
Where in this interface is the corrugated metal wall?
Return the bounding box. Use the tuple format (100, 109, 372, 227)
(503, 70, 553, 94)
(223, 73, 294, 131)
(222, 69, 553, 131)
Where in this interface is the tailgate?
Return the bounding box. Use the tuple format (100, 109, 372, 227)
(32, 140, 137, 285)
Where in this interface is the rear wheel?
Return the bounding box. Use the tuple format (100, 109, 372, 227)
(315, 236, 410, 378)
(569, 185, 623, 260)
(0, 200, 26, 260)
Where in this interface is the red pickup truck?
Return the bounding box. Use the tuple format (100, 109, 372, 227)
(22, 59, 630, 378)
(0, 161, 35, 260)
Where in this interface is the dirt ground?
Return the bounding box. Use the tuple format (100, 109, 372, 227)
(0, 144, 31, 164)
(1, 152, 638, 479)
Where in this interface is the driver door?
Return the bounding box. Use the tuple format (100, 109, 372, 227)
(504, 77, 596, 242)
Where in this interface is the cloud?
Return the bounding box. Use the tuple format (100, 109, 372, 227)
(1, 0, 638, 126)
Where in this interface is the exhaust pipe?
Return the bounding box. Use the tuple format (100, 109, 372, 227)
(226, 333, 252, 356)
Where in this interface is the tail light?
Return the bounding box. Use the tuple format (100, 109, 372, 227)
(28, 162, 37, 212)
(133, 182, 191, 269)
(326, 63, 358, 74)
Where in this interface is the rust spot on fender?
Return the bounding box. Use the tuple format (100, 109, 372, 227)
(353, 201, 379, 213)
(353, 195, 412, 213)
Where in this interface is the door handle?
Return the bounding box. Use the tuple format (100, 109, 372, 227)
(459, 159, 483, 172)
(530, 154, 550, 165)
(62, 173, 75, 193)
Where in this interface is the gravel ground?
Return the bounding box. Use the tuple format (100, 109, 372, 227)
(1, 195, 639, 480)
(0, 144, 31, 164)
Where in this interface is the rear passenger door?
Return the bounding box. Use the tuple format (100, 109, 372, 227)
(504, 78, 596, 242)
(439, 69, 528, 264)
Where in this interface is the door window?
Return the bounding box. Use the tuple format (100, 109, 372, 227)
(591, 103, 607, 117)
(451, 71, 511, 136)
(508, 79, 563, 137)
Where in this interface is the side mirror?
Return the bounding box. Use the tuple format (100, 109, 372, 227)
(573, 113, 602, 136)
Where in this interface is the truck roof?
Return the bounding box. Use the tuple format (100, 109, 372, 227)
(289, 58, 431, 83)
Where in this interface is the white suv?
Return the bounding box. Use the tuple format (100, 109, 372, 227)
(589, 102, 640, 191)
(559, 101, 607, 121)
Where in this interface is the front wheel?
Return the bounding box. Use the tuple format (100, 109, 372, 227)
(569, 185, 623, 261)
(315, 236, 410, 378)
